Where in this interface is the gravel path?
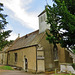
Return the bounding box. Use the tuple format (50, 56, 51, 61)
(0, 70, 52, 75)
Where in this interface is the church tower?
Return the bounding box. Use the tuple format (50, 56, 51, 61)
(38, 10, 50, 33)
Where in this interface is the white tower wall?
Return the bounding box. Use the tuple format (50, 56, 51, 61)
(38, 11, 50, 33)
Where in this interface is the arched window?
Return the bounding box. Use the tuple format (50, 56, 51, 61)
(53, 46, 58, 60)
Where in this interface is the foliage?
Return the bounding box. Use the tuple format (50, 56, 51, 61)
(0, 66, 14, 70)
(6, 40, 14, 46)
(0, 3, 12, 50)
(72, 63, 75, 70)
(45, 0, 75, 52)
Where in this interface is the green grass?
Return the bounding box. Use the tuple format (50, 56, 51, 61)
(56, 74, 75, 75)
(0, 66, 14, 70)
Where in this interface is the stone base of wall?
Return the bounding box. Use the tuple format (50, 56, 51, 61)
(60, 63, 75, 74)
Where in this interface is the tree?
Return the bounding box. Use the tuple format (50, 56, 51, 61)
(0, 3, 12, 50)
(45, 0, 75, 52)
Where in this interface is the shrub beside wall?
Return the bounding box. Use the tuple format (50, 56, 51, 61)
(72, 63, 75, 70)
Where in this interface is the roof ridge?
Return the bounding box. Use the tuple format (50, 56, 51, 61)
(38, 10, 45, 17)
(20, 29, 39, 39)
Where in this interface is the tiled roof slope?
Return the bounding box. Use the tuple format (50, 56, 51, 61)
(9, 30, 45, 51)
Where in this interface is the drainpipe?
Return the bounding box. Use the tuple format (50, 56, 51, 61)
(7, 52, 9, 65)
(36, 45, 38, 73)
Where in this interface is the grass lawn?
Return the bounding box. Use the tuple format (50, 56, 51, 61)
(55, 74, 75, 75)
(0, 66, 14, 70)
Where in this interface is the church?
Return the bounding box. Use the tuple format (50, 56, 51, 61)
(0, 10, 73, 73)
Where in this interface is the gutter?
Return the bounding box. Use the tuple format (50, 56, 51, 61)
(8, 44, 38, 52)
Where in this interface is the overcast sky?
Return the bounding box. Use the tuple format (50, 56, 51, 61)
(1, 0, 53, 41)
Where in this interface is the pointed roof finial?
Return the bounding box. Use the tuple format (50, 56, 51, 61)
(45, 0, 48, 5)
(18, 33, 20, 38)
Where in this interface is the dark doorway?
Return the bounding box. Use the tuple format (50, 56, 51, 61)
(25, 58, 28, 72)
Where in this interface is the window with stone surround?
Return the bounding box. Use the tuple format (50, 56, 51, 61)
(53, 46, 58, 60)
(14, 53, 17, 62)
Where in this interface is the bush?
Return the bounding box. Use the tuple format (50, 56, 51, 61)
(71, 63, 75, 70)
